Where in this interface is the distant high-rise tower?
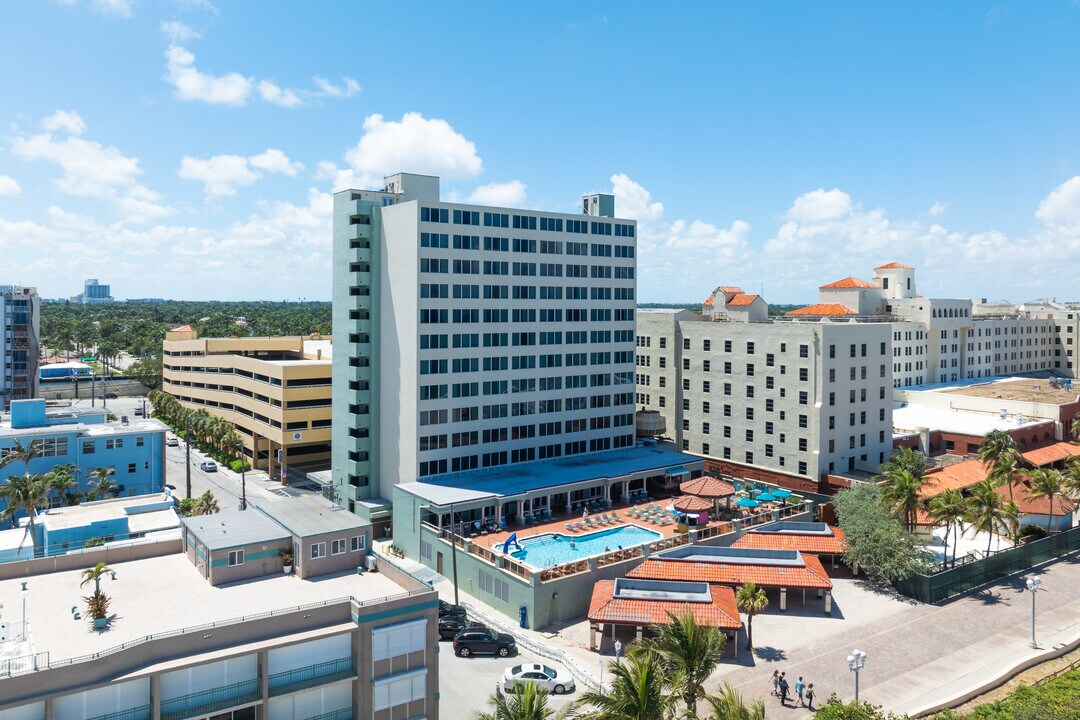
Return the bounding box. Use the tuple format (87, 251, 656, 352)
(78, 279, 114, 304)
(0, 285, 40, 411)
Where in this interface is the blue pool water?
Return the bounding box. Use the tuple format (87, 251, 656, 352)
(509, 525, 662, 569)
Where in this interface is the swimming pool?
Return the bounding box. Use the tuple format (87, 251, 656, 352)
(509, 525, 662, 569)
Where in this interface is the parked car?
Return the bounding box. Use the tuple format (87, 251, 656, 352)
(166, 437, 179, 447)
(103, 392, 118, 399)
(134, 407, 144, 416)
(439, 600, 467, 618)
(502, 663, 575, 695)
(438, 617, 487, 640)
(453, 629, 516, 658)
(199, 461, 218, 472)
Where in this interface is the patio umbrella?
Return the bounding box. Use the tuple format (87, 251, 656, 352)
(672, 495, 713, 513)
(755, 492, 776, 503)
(736, 497, 760, 509)
(772, 489, 792, 499)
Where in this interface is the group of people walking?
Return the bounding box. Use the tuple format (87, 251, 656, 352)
(771, 670, 815, 710)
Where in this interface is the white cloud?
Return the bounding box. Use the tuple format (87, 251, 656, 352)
(314, 161, 364, 193)
(258, 80, 303, 108)
(1035, 175, 1080, 231)
(165, 45, 252, 106)
(180, 148, 303, 196)
(467, 180, 526, 207)
(344, 113, 483, 188)
(58, 0, 133, 17)
(312, 76, 361, 99)
(928, 201, 947, 217)
(785, 188, 853, 223)
(10, 113, 172, 223)
(0, 176, 21, 197)
(160, 20, 200, 42)
(41, 110, 87, 135)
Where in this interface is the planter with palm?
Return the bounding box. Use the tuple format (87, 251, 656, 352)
(645, 608, 726, 716)
(735, 582, 768, 652)
(80, 562, 113, 630)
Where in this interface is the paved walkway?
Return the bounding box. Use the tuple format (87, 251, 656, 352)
(715, 554, 1080, 717)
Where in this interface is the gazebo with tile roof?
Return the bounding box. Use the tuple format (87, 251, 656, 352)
(627, 545, 834, 614)
(587, 578, 743, 656)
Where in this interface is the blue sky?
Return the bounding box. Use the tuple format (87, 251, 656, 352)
(1, 1, 1079, 302)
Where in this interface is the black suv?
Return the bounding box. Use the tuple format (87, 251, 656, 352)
(439, 600, 467, 618)
(438, 617, 487, 640)
(453, 629, 517, 658)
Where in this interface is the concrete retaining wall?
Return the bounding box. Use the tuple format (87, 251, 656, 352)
(0, 538, 182, 581)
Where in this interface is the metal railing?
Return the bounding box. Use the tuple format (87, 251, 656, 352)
(160, 678, 260, 720)
(304, 709, 353, 720)
(87, 704, 152, 720)
(268, 657, 355, 697)
(0, 651, 48, 677)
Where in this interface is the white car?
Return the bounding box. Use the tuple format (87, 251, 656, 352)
(501, 663, 575, 695)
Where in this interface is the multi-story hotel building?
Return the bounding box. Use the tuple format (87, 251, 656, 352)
(162, 329, 332, 481)
(0, 284, 39, 412)
(637, 263, 1078, 489)
(332, 174, 639, 524)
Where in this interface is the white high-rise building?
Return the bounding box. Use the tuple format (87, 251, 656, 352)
(0, 285, 39, 412)
(332, 174, 638, 525)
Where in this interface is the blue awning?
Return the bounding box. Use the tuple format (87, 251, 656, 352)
(664, 466, 691, 477)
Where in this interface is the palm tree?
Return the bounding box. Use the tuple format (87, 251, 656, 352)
(879, 468, 924, 531)
(1063, 458, 1080, 501)
(928, 489, 968, 567)
(978, 430, 1020, 501)
(966, 479, 1010, 556)
(0, 438, 45, 479)
(191, 490, 220, 516)
(703, 684, 766, 720)
(735, 583, 768, 652)
(575, 646, 676, 720)
(880, 446, 927, 479)
(90, 467, 117, 500)
(0, 473, 49, 554)
(79, 561, 113, 595)
(645, 608, 727, 715)
(46, 463, 79, 506)
(1027, 468, 1067, 533)
(474, 681, 568, 720)
(1071, 414, 1080, 442)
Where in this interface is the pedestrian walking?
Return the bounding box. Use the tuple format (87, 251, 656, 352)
(795, 676, 806, 707)
(778, 673, 789, 705)
(771, 670, 779, 697)
(805, 683, 815, 711)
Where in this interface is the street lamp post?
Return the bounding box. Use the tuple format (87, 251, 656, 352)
(847, 649, 867, 703)
(1026, 575, 1041, 649)
(236, 440, 247, 511)
(20, 581, 28, 642)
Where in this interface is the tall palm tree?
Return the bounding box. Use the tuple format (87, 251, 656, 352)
(880, 446, 927, 479)
(90, 467, 117, 500)
(1027, 468, 1067, 533)
(474, 681, 568, 720)
(879, 468, 923, 531)
(735, 583, 768, 652)
(191, 490, 220, 516)
(575, 646, 676, 720)
(978, 430, 1020, 501)
(46, 463, 79, 506)
(1063, 458, 1080, 501)
(966, 479, 1010, 556)
(646, 609, 727, 715)
(0, 438, 45, 479)
(703, 684, 766, 720)
(0, 473, 49, 553)
(928, 489, 968, 567)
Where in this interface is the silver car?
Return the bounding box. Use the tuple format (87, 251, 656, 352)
(501, 663, 575, 695)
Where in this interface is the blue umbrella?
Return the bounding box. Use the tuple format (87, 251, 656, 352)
(737, 497, 760, 508)
(772, 489, 792, 499)
(755, 492, 776, 502)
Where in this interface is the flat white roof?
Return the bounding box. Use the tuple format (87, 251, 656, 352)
(40, 494, 175, 531)
(0, 552, 408, 663)
(892, 403, 1045, 436)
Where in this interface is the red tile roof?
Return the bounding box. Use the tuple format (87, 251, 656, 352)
(819, 277, 879, 289)
(627, 555, 832, 590)
(921, 460, 989, 497)
(785, 303, 858, 317)
(588, 580, 743, 630)
(727, 293, 760, 307)
(732, 526, 847, 555)
(994, 484, 1078, 517)
(672, 495, 713, 512)
(720, 286, 744, 294)
(1021, 442, 1080, 467)
(680, 476, 737, 498)
(702, 295, 715, 307)
(171, 324, 195, 332)
(874, 262, 914, 270)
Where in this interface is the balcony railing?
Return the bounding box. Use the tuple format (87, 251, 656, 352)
(159, 678, 260, 720)
(305, 708, 353, 720)
(87, 704, 152, 720)
(268, 657, 356, 697)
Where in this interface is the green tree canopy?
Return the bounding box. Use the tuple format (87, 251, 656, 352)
(833, 483, 933, 581)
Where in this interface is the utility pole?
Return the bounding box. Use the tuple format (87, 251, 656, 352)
(237, 439, 247, 511)
(450, 503, 459, 606)
(91, 372, 96, 407)
(185, 414, 192, 499)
